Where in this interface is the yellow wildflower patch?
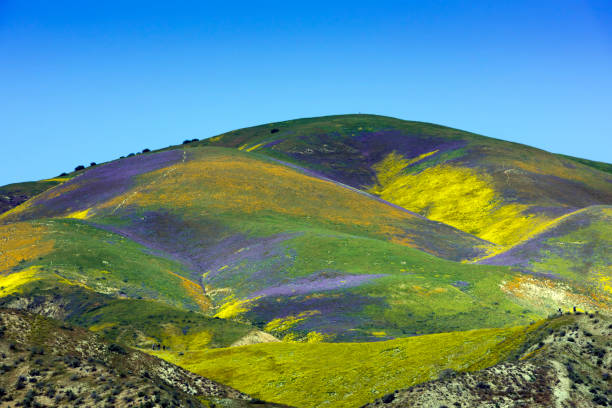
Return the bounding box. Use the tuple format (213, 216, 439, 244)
(66, 208, 91, 219)
(0, 266, 43, 296)
(89, 322, 117, 332)
(265, 310, 321, 332)
(246, 143, 264, 152)
(214, 296, 260, 319)
(369, 161, 549, 246)
(161, 324, 213, 351)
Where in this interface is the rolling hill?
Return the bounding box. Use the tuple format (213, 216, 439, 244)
(0, 114, 610, 407)
(195, 114, 612, 247)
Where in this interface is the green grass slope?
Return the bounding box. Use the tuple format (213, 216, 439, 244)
(150, 320, 549, 408)
(364, 313, 612, 408)
(0, 218, 264, 350)
(478, 205, 612, 314)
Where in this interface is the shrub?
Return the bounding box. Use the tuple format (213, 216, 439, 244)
(16, 375, 26, 389)
(74, 165, 85, 171)
(90, 162, 97, 166)
(58, 172, 68, 177)
(270, 128, 279, 134)
(142, 148, 151, 153)
(127, 153, 135, 157)
(108, 343, 127, 355)
(66, 389, 77, 401)
(182, 140, 192, 144)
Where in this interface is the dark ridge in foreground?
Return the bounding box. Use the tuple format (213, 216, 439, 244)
(0, 180, 63, 215)
(0, 309, 289, 408)
(363, 313, 612, 408)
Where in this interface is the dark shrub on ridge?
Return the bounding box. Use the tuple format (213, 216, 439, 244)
(74, 165, 85, 171)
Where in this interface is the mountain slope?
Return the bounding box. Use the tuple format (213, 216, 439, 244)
(194, 114, 612, 247)
(0, 147, 545, 341)
(0, 114, 609, 408)
(0, 308, 286, 408)
(151, 318, 560, 408)
(364, 313, 612, 408)
(0, 178, 66, 215)
(477, 205, 612, 315)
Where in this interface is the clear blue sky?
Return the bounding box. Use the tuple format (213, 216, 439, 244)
(1, 1, 611, 185)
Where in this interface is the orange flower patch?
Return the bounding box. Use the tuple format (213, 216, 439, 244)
(0, 222, 54, 272)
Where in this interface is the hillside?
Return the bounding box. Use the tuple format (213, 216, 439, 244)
(150, 320, 547, 407)
(194, 114, 612, 247)
(0, 179, 66, 215)
(473, 205, 612, 319)
(0, 308, 286, 407)
(364, 313, 612, 408)
(0, 114, 610, 408)
(0, 147, 544, 342)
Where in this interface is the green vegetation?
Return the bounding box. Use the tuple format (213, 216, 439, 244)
(556, 153, 612, 175)
(152, 321, 545, 408)
(14, 218, 208, 311)
(0, 114, 609, 408)
(0, 179, 65, 215)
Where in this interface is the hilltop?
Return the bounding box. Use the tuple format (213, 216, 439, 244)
(194, 114, 612, 247)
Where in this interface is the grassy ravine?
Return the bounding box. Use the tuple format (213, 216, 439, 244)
(151, 321, 544, 408)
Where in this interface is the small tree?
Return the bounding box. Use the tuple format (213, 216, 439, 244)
(90, 162, 97, 166)
(74, 165, 85, 171)
(142, 148, 151, 153)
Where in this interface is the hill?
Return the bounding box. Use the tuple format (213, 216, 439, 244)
(0, 179, 66, 215)
(150, 313, 612, 408)
(478, 205, 612, 315)
(0, 114, 610, 408)
(0, 308, 286, 407)
(0, 148, 544, 342)
(194, 114, 612, 247)
(364, 313, 612, 408)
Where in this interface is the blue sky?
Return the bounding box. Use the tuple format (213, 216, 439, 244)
(1, 1, 611, 185)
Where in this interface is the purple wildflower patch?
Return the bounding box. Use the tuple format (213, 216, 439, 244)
(12, 150, 183, 220)
(249, 271, 387, 298)
(451, 281, 470, 288)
